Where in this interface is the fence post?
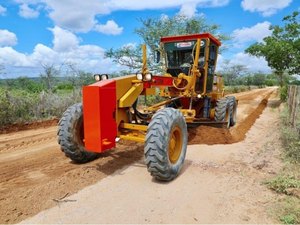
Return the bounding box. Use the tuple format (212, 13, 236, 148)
(296, 87, 300, 133)
(287, 85, 300, 129)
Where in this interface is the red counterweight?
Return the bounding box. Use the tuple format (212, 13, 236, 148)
(82, 80, 117, 153)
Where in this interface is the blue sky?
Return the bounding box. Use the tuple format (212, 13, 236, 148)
(0, 0, 298, 78)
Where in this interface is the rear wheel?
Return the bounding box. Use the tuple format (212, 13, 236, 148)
(214, 98, 230, 128)
(144, 108, 187, 181)
(226, 96, 237, 126)
(57, 103, 98, 163)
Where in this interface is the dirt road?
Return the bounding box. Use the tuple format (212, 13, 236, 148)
(0, 87, 281, 223)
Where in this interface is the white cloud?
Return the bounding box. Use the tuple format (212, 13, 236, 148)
(108, 0, 229, 11)
(178, 3, 198, 18)
(0, 47, 31, 66)
(0, 26, 116, 77)
(241, 0, 292, 17)
(232, 21, 272, 46)
(0, 30, 18, 47)
(49, 26, 79, 52)
(30, 43, 58, 65)
(0, 5, 7, 15)
(231, 52, 271, 73)
(44, 0, 107, 32)
(17, 0, 229, 32)
(217, 52, 272, 73)
(94, 20, 123, 35)
(19, 3, 40, 18)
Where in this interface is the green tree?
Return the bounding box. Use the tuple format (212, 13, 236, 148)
(220, 60, 247, 85)
(265, 73, 279, 86)
(235, 74, 253, 86)
(15, 77, 44, 93)
(135, 15, 228, 53)
(252, 73, 266, 87)
(106, 15, 229, 72)
(246, 11, 300, 86)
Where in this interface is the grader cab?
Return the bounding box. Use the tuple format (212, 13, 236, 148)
(57, 33, 237, 181)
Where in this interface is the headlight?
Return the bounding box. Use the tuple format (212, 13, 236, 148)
(136, 73, 143, 80)
(94, 74, 101, 81)
(144, 73, 152, 81)
(94, 74, 109, 81)
(101, 74, 109, 80)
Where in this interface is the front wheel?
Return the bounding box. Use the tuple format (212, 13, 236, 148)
(144, 108, 188, 181)
(57, 103, 98, 163)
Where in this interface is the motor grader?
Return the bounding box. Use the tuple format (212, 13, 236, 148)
(57, 33, 237, 181)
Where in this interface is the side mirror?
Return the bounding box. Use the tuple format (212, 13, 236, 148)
(155, 50, 161, 63)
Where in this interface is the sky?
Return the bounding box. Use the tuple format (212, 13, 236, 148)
(0, 0, 299, 78)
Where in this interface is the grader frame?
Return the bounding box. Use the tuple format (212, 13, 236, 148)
(58, 33, 237, 181)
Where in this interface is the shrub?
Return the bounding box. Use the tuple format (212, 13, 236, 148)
(224, 85, 258, 94)
(0, 89, 39, 125)
(280, 85, 288, 101)
(0, 88, 81, 127)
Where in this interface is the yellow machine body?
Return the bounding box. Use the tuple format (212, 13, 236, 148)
(83, 33, 226, 145)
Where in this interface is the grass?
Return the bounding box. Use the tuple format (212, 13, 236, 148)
(265, 104, 300, 224)
(266, 166, 300, 225)
(277, 197, 300, 224)
(265, 174, 300, 194)
(280, 107, 300, 163)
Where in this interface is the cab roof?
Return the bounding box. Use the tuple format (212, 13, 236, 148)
(160, 33, 221, 46)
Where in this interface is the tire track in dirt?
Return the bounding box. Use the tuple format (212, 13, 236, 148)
(0, 119, 58, 134)
(0, 138, 144, 223)
(0, 133, 56, 153)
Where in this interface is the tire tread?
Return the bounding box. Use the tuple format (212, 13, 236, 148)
(144, 108, 187, 181)
(57, 103, 98, 163)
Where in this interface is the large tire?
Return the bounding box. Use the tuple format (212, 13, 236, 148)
(144, 108, 187, 181)
(57, 103, 98, 163)
(214, 97, 230, 128)
(226, 96, 237, 126)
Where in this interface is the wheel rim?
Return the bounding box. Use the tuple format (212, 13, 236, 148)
(168, 126, 183, 164)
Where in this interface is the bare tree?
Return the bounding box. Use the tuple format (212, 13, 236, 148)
(40, 64, 59, 92)
(105, 45, 142, 73)
(220, 60, 247, 85)
(63, 62, 94, 87)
